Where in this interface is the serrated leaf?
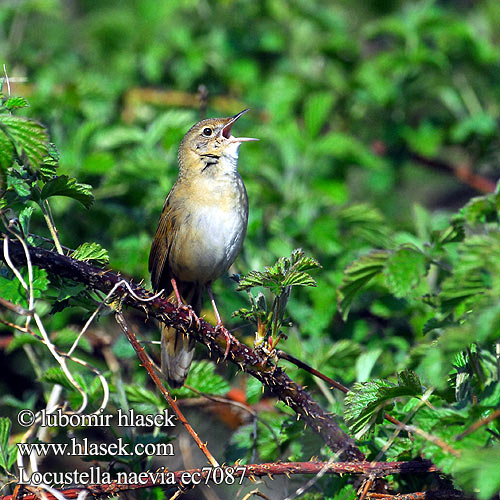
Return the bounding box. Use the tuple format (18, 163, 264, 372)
(383, 246, 428, 298)
(282, 270, 317, 287)
(398, 369, 423, 393)
(337, 251, 390, 320)
(237, 249, 320, 294)
(171, 361, 230, 398)
(345, 370, 423, 438)
(4, 97, 29, 110)
(71, 242, 109, 264)
(0, 266, 48, 306)
(125, 385, 163, 408)
(18, 206, 34, 236)
(338, 203, 392, 247)
(40, 366, 86, 392)
(39, 143, 59, 181)
(0, 128, 14, 170)
(0, 115, 48, 168)
(40, 175, 94, 209)
(7, 172, 30, 197)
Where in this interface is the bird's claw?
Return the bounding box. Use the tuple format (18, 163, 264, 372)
(178, 303, 200, 330)
(214, 323, 233, 360)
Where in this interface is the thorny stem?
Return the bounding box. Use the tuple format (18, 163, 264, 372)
(1, 239, 364, 461)
(0, 461, 441, 500)
(114, 311, 220, 468)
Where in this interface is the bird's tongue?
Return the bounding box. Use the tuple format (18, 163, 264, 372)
(221, 109, 258, 143)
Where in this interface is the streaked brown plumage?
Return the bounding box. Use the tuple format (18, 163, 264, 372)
(149, 109, 257, 387)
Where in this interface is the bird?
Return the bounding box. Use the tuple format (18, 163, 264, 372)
(149, 109, 257, 388)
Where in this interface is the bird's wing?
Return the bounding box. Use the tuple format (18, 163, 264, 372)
(149, 190, 177, 294)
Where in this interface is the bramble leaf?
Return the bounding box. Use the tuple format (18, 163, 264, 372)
(344, 370, 423, 438)
(0, 115, 48, 168)
(40, 175, 94, 209)
(337, 251, 389, 319)
(71, 242, 109, 265)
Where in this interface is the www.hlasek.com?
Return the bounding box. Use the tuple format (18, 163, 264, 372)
(18, 466, 247, 486)
(17, 438, 173, 457)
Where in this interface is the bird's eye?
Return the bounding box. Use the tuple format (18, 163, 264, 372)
(202, 127, 212, 136)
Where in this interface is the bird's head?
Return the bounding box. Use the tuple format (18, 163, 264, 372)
(178, 109, 257, 174)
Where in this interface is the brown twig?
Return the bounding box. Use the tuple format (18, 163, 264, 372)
(0, 461, 440, 500)
(0, 239, 364, 460)
(408, 152, 496, 194)
(121, 87, 269, 123)
(358, 476, 375, 500)
(455, 406, 500, 441)
(371, 141, 496, 194)
(398, 424, 460, 458)
(0, 296, 32, 316)
(114, 311, 219, 467)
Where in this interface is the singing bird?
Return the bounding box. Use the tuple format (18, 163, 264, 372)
(149, 109, 257, 387)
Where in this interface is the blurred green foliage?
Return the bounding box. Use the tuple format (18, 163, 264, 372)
(2, 0, 500, 498)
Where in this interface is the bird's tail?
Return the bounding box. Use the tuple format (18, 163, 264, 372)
(160, 286, 202, 388)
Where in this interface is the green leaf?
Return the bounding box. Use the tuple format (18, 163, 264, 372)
(7, 172, 30, 197)
(39, 143, 59, 181)
(0, 115, 48, 168)
(282, 270, 317, 287)
(40, 175, 94, 209)
(246, 377, 263, 405)
(18, 206, 34, 236)
(344, 370, 423, 438)
(56, 281, 86, 302)
(453, 443, 500, 499)
(403, 122, 443, 157)
(125, 385, 163, 408)
(0, 128, 14, 170)
(337, 251, 390, 320)
(171, 361, 230, 398)
(40, 366, 86, 392)
(451, 112, 497, 142)
(0, 417, 12, 472)
(304, 92, 334, 137)
(0, 266, 49, 306)
(383, 246, 428, 298)
(434, 215, 465, 245)
(461, 194, 499, 226)
(338, 204, 392, 247)
(71, 242, 109, 265)
(237, 249, 321, 294)
(3, 97, 29, 110)
(6, 333, 39, 353)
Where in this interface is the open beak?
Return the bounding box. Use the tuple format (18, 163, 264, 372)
(220, 109, 259, 143)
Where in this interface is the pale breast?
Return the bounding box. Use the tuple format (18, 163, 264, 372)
(169, 175, 248, 284)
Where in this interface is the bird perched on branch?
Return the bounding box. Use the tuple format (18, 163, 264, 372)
(149, 109, 257, 387)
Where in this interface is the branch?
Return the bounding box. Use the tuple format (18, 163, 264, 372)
(409, 152, 496, 194)
(371, 141, 496, 194)
(114, 311, 219, 467)
(0, 239, 364, 461)
(0, 461, 440, 500)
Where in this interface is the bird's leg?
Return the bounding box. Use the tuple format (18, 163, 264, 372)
(207, 284, 233, 360)
(170, 278, 183, 306)
(170, 278, 199, 330)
